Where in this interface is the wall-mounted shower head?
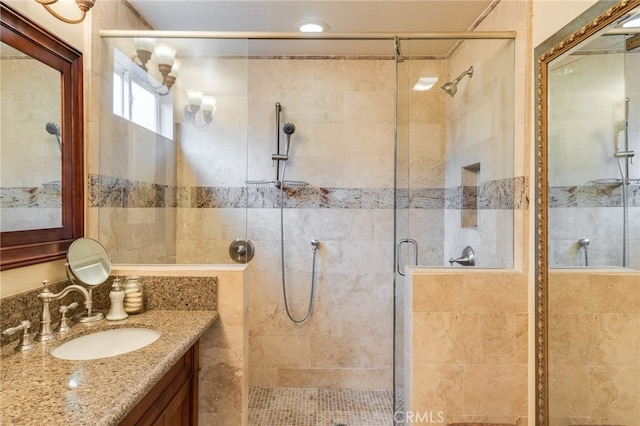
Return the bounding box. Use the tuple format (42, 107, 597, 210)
(441, 65, 474, 98)
(282, 122, 296, 135)
(441, 81, 458, 97)
(45, 122, 62, 151)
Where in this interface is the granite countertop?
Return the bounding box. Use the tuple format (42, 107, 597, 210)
(0, 309, 217, 426)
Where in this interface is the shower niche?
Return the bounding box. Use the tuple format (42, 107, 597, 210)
(461, 163, 480, 228)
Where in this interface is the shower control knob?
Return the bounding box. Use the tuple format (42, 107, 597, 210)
(228, 238, 255, 264)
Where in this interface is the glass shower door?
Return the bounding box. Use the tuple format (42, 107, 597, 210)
(393, 38, 411, 420)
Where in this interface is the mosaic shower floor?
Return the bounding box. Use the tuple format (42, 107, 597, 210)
(249, 387, 394, 426)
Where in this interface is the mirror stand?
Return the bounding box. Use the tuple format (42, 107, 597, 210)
(64, 264, 105, 323)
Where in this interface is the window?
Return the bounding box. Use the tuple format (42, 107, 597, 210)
(113, 48, 173, 139)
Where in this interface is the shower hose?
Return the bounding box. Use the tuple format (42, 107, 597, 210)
(279, 162, 318, 323)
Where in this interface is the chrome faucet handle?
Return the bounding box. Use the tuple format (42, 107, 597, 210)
(448, 246, 476, 266)
(56, 302, 79, 334)
(2, 320, 35, 352)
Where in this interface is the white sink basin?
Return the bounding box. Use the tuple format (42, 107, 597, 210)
(51, 328, 160, 360)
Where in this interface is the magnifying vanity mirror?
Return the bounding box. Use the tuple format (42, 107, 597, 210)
(0, 2, 84, 270)
(66, 238, 111, 322)
(536, 0, 640, 423)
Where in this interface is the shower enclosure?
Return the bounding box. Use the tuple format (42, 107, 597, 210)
(97, 31, 515, 423)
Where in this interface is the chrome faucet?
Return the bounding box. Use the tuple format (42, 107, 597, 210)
(35, 280, 93, 342)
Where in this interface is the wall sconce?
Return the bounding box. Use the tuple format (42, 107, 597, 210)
(185, 90, 216, 130)
(35, 0, 95, 24)
(133, 38, 179, 95)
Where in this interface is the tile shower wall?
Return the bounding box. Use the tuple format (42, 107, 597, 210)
(548, 270, 640, 425)
(443, 37, 517, 268)
(405, 269, 528, 423)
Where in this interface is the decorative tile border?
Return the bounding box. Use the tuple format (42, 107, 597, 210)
(0, 186, 61, 208)
(88, 174, 176, 208)
(549, 183, 640, 208)
(89, 174, 529, 210)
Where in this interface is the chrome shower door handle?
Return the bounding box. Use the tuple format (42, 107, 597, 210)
(397, 238, 418, 276)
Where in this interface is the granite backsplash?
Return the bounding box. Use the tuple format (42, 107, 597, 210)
(0, 275, 217, 347)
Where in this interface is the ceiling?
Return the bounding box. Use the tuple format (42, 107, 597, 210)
(125, 0, 496, 57)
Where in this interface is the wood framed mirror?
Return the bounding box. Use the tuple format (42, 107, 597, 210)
(536, 0, 640, 423)
(0, 2, 84, 270)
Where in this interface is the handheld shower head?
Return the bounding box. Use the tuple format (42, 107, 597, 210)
(46, 122, 60, 136)
(282, 122, 296, 135)
(45, 122, 62, 151)
(272, 122, 297, 162)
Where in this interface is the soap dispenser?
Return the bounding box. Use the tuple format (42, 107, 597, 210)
(106, 278, 128, 321)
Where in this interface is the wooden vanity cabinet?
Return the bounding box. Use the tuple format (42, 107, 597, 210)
(120, 341, 199, 426)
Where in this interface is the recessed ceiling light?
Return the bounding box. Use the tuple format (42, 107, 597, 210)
(295, 20, 329, 33)
(412, 77, 438, 91)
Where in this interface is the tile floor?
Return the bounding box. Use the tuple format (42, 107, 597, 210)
(249, 387, 394, 426)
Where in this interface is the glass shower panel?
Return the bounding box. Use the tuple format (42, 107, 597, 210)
(394, 39, 411, 418)
(397, 38, 515, 270)
(244, 37, 397, 395)
(96, 37, 249, 265)
(393, 35, 515, 423)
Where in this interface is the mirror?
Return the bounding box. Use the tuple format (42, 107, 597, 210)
(536, 1, 640, 423)
(0, 3, 84, 270)
(66, 238, 112, 287)
(1, 42, 62, 231)
(66, 238, 110, 323)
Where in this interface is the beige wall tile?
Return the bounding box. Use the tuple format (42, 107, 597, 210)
(589, 365, 640, 418)
(589, 273, 640, 313)
(413, 311, 465, 364)
(463, 274, 527, 313)
(548, 364, 590, 418)
(515, 314, 528, 365)
(463, 364, 527, 417)
(549, 271, 593, 313)
(408, 269, 527, 422)
(410, 363, 464, 416)
(590, 313, 640, 366)
(462, 313, 516, 364)
(548, 313, 595, 365)
(339, 368, 393, 390)
(412, 274, 464, 313)
(277, 368, 345, 389)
